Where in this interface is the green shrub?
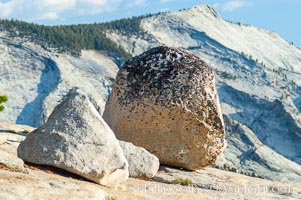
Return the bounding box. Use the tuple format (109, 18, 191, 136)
(0, 95, 8, 112)
(105, 196, 117, 200)
(170, 178, 195, 186)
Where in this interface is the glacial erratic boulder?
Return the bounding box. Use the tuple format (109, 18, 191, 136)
(17, 89, 129, 187)
(119, 141, 160, 178)
(104, 46, 226, 170)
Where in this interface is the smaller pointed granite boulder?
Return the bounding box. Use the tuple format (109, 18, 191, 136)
(17, 89, 129, 187)
(119, 141, 160, 178)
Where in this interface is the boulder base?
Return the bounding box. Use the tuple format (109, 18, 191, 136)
(120, 141, 159, 178)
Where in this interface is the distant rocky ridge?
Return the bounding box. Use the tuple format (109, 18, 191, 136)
(0, 33, 118, 126)
(1, 5, 301, 182)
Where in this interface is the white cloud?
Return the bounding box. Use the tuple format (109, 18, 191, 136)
(35, 0, 76, 10)
(77, 0, 122, 15)
(160, 0, 176, 3)
(0, 0, 20, 17)
(0, 0, 147, 22)
(0, 0, 76, 20)
(40, 12, 60, 20)
(33, 0, 76, 20)
(80, 0, 108, 6)
(125, 0, 146, 8)
(221, 0, 253, 12)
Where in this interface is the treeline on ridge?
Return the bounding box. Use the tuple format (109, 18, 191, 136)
(0, 14, 155, 60)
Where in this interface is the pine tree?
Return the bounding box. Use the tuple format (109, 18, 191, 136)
(0, 95, 8, 112)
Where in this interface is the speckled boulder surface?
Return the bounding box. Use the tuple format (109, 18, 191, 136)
(119, 141, 160, 178)
(17, 89, 129, 187)
(103, 46, 226, 170)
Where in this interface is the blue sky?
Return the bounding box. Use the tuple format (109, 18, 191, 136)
(0, 0, 300, 47)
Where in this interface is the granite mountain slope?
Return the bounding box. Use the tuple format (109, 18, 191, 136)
(1, 5, 301, 182)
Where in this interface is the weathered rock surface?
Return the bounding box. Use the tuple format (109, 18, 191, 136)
(153, 166, 301, 199)
(0, 132, 108, 200)
(17, 89, 129, 187)
(1, 129, 301, 200)
(0, 132, 25, 172)
(0, 130, 26, 145)
(0, 122, 36, 134)
(119, 141, 159, 178)
(104, 46, 226, 170)
(0, 169, 108, 200)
